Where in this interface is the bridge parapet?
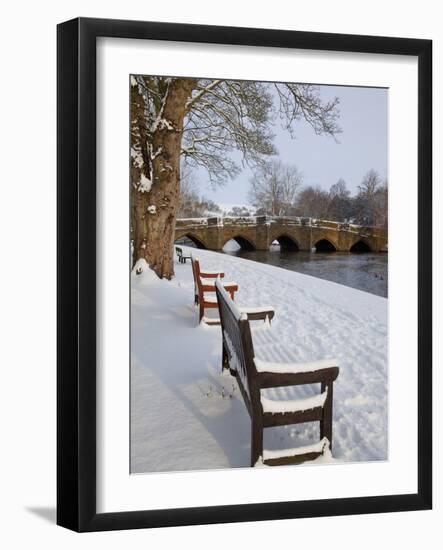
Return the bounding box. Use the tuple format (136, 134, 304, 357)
(312, 219, 341, 230)
(176, 218, 208, 228)
(269, 216, 301, 226)
(176, 215, 386, 231)
(175, 216, 388, 252)
(348, 224, 387, 238)
(221, 216, 259, 227)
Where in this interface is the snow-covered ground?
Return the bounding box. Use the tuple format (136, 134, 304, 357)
(205, 202, 256, 217)
(131, 247, 388, 473)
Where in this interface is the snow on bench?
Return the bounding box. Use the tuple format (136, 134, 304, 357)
(254, 357, 339, 375)
(215, 278, 339, 467)
(257, 437, 330, 467)
(261, 391, 328, 414)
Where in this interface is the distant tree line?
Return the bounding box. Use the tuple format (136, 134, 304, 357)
(249, 160, 388, 228)
(179, 161, 387, 228)
(177, 167, 221, 218)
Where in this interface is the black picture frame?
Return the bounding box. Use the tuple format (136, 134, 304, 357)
(57, 17, 432, 532)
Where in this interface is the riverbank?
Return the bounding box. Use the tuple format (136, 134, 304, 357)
(131, 247, 388, 473)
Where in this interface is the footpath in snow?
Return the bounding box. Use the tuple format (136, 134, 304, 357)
(131, 247, 388, 473)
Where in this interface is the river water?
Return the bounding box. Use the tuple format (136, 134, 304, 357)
(222, 246, 388, 297)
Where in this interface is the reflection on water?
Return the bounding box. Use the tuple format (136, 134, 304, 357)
(223, 246, 388, 297)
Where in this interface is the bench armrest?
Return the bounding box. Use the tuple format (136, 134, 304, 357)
(201, 281, 238, 292)
(200, 270, 224, 278)
(220, 284, 239, 294)
(240, 307, 275, 322)
(254, 357, 339, 388)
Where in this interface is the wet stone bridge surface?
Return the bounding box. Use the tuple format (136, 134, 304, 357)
(175, 216, 388, 253)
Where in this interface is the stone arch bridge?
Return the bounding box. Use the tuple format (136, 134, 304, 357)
(175, 216, 388, 253)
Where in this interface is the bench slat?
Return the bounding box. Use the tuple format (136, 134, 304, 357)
(263, 407, 324, 428)
(258, 367, 339, 388)
(263, 451, 324, 466)
(261, 437, 329, 466)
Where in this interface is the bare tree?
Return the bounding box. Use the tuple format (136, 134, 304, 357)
(329, 178, 349, 199)
(177, 167, 200, 218)
(373, 181, 388, 228)
(226, 206, 252, 217)
(358, 169, 382, 197)
(354, 169, 384, 226)
(295, 185, 330, 219)
(274, 83, 341, 138)
(131, 76, 341, 278)
(182, 79, 277, 186)
(327, 178, 352, 221)
(249, 160, 303, 216)
(177, 166, 222, 218)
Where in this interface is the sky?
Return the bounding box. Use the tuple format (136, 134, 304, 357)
(196, 84, 388, 205)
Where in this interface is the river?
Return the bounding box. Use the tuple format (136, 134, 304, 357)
(176, 237, 388, 297)
(222, 246, 388, 297)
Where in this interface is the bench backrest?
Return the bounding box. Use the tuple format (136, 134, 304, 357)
(191, 256, 209, 306)
(191, 257, 209, 296)
(191, 255, 199, 277)
(215, 279, 256, 408)
(190, 255, 199, 291)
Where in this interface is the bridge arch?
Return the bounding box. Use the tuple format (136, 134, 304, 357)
(314, 238, 337, 252)
(272, 234, 300, 252)
(350, 239, 372, 253)
(222, 235, 256, 251)
(174, 233, 207, 249)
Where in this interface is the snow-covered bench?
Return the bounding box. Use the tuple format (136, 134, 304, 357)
(191, 257, 239, 324)
(175, 246, 191, 264)
(215, 279, 339, 467)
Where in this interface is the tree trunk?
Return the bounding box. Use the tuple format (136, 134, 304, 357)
(139, 78, 197, 279)
(132, 186, 149, 266)
(131, 81, 151, 269)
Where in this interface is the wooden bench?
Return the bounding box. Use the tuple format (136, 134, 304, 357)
(175, 246, 192, 264)
(215, 279, 339, 466)
(191, 257, 239, 324)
